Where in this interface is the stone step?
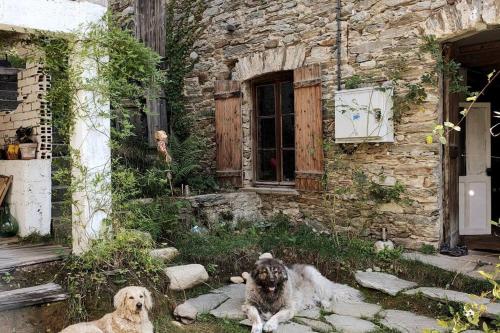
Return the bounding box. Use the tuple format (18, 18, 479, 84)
(404, 287, 500, 319)
(354, 271, 417, 296)
(402, 252, 478, 274)
(403, 287, 490, 305)
(379, 309, 446, 333)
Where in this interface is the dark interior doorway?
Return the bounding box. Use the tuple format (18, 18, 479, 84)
(449, 29, 500, 251)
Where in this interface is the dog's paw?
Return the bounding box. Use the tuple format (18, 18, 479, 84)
(263, 319, 278, 332)
(251, 323, 263, 333)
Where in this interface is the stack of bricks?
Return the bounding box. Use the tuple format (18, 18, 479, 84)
(0, 62, 52, 159)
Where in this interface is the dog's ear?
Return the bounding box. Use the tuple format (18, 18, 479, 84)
(113, 287, 128, 309)
(142, 288, 153, 310)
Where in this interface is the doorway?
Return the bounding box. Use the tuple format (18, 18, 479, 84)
(444, 30, 500, 252)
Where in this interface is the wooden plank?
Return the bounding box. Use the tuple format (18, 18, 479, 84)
(134, 0, 165, 56)
(442, 44, 462, 247)
(0, 283, 68, 311)
(0, 176, 13, 207)
(215, 80, 242, 187)
(294, 64, 324, 192)
(0, 245, 68, 273)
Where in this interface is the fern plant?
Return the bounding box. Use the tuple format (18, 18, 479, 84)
(169, 134, 202, 186)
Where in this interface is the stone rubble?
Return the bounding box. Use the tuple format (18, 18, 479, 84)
(355, 271, 418, 296)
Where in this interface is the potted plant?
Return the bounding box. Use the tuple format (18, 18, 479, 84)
(16, 126, 37, 160)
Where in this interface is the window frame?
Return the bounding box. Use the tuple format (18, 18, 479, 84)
(251, 71, 295, 187)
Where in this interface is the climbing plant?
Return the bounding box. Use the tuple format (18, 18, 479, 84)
(162, 0, 217, 191)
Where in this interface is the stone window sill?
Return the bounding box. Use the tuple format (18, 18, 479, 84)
(240, 187, 299, 196)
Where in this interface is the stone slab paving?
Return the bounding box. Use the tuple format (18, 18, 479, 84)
(328, 301, 382, 319)
(380, 310, 446, 333)
(276, 322, 314, 333)
(210, 284, 246, 299)
(209, 296, 246, 320)
(240, 320, 316, 333)
(402, 253, 478, 274)
(296, 307, 322, 320)
(294, 317, 333, 332)
(404, 287, 491, 305)
(355, 271, 417, 296)
(484, 302, 500, 319)
(185, 293, 229, 313)
(325, 314, 377, 333)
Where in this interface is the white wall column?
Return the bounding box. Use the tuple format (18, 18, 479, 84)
(70, 50, 111, 255)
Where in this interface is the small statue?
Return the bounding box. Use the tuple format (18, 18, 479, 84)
(154, 130, 172, 164)
(154, 130, 173, 194)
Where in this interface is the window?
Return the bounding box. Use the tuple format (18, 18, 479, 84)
(254, 72, 295, 184)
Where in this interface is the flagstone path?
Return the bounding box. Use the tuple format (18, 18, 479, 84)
(173, 264, 498, 332)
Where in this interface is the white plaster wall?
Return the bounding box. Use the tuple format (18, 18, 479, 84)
(71, 51, 111, 254)
(0, 160, 51, 236)
(0, 0, 106, 33)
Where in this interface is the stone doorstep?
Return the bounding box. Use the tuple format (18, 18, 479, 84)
(354, 271, 418, 296)
(402, 252, 479, 274)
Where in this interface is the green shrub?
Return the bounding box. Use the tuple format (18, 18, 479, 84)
(419, 244, 437, 255)
(60, 229, 165, 322)
(118, 197, 189, 243)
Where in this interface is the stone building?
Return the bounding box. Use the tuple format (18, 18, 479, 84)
(122, 0, 500, 250)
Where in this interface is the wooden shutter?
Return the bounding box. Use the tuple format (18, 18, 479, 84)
(215, 80, 243, 187)
(294, 64, 324, 191)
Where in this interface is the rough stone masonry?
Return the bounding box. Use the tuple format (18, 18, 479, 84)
(116, 0, 500, 249)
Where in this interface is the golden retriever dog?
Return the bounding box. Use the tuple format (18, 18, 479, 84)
(59, 286, 153, 333)
(242, 258, 363, 333)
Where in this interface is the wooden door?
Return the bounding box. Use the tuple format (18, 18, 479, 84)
(294, 64, 324, 191)
(442, 44, 461, 247)
(215, 80, 242, 187)
(459, 102, 492, 235)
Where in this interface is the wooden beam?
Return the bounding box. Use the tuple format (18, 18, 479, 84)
(0, 283, 68, 311)
(0, 245, 69, 273)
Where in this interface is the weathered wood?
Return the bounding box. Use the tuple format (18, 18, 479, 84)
(134, 0, 165, 56)
(294, 64, 324, 192)
(442, 44, 461, 247)
(215, 80, 242, 187)
(0, 244, 69, 273)
(135, 0, 167, 145)
(0, 283, 68, 311)
(0, 175, 13, 207)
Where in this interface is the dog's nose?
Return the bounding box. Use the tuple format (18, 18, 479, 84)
(136, 302, 143, 309)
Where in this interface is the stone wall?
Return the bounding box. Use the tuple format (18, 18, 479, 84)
(184, 0, 453, 249)
(117, 0, 500, 248)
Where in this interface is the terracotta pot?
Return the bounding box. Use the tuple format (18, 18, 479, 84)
(6, 144, 19, 160)
(19, 143, 38, 160)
